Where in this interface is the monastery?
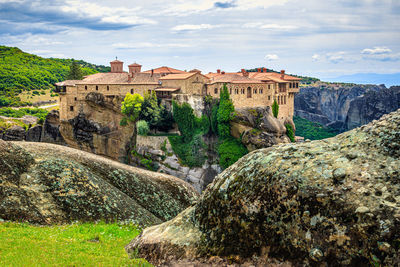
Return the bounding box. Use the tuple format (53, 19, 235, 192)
(55, 60, 301, 122)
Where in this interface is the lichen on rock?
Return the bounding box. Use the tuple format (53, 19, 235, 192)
(128, 108, 400, 266)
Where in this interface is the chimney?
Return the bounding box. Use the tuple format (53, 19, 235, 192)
(280, 70, 285, 79)
(217, 69, 221, 74)
(221, 71, 225, 75)
(241, 69, 249, 77)
(110, 59, 124, 73)
(263, 68, 267, 73)
(151, 69, 154, 77)
(257, 68, 261, 73)
(128, 74, 132, 82)
(128, 63, 142, 76)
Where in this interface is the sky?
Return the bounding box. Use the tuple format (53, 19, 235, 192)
(0, 0, 399, 79)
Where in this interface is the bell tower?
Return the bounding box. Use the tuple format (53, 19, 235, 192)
(110, 58, 124, 73)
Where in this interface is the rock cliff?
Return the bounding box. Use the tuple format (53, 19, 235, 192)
(294, 83, 384, 131)
(127, 109, 400, 266)
(345, 86, 400, 130)
(0, 141, 198, 226)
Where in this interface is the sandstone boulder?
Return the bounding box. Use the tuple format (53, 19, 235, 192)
(127, 109, 400, 266)
(26, 125, 42, 142)
(3, 125, 25, 141)
(0, 141, 198, 226)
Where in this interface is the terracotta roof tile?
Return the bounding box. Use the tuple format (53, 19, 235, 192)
(159, 72, 196, 80)
(142, 66, 186, 74)
(128, 63, 142, 67)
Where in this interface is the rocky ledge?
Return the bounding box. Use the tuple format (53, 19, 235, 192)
(127, 108, 400, 266)
(0, 141, 198, 226)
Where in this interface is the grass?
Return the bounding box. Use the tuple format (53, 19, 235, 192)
(18, 89, 59, 104)
(0, 221, 153, 266)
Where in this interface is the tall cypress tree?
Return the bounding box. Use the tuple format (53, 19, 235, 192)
(67, 60, 83, 80)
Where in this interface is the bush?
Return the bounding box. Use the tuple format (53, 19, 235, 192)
(137, 120, 150, 136)
(172, 101, 195, 142)
(168, 133, 206, 167)
(119, 117, 128, 126)
(154, 105, 174, 132)
(285, 123, 295, 142)
(218, 137, 248, 169)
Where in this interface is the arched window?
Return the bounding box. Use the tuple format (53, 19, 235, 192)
(230, 88, 232, 95)
(254, 88, 257, 94)
(131, 89, 134, 94)
(289, 83, 292, 88)
(214, 88, 218, 94)
(247, 87, 252, 98)
(259, 88, 263, 94)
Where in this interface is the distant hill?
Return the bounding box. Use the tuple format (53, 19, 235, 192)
(325, 73, 400, 87)
(0, 45, 110, 106)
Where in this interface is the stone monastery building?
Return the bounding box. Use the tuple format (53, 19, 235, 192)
(56, 60, 301, 122)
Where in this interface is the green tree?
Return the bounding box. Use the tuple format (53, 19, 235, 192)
(139, 91, 160, 129)
(272, 99, 279, 118)
(121, 93, 144, 156)
(172, 101, 195, 142)
(137, 120, 150, 136)
(66, 60, 83, 80)
(217, 83, 234, 138)
(285, 123, 295, 142)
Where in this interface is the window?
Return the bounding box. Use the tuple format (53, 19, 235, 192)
(85, 86, 87, 90)
(278, 96, 280, 104)
(70, 106, 74, 111)
(96, 85, 98, 91)
(268, 85, 271, 89)
(235, 88, 239, 94)
(289, 83, 292, 88)
(131, 89, 134, 94)
(284, 96, 286, 104)
(259, 89, 263, 94)
(107, 86, 109, 91)
(296, 83, 299, 88)
(230, 88, 232, 95)
(247, 87, 252, 98)
(268, 96, 271, 100)
(214, 88, 218, 94)
(74, 97, 77, 101)
(254, 88, 257, 94)
(241, 88, 245, 94)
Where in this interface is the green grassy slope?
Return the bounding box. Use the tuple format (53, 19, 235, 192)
(294, 116, 340, 140)
(0, 46, 110, 106)
(0, 221, 152, 266)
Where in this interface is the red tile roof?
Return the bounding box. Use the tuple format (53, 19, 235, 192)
(128, 63, 142, 67)
(142, 66, 186, 74)
(159, 72, 197, 80)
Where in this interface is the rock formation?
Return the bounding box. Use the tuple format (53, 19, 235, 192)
(345, 86, 400, 130)
(127, 109, 400, 266)
(0, 141, 198, 226)
(2, 125, 26, 141)
(231, 107, 290, 151)
(294, 83, 384, 131)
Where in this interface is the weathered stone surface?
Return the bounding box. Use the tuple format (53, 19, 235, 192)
(345, 86, 400, 130)
(0, 141, 198, 226)
(3, 125, 25, 141)
(26, 125, 42, 142)
(41, 110, 65, 144)
(232, 107, 290, 151)
(294, 83, 384, 131)
(128, 109, 400, 266)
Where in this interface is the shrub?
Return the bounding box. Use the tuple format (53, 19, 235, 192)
(172, 101, 195, 142)
(272, 99, 279, 118)
(121, 93, 144, 122)
(218, 137, 248, 169)
(37, 117, 45, 125)
(137, 120, 149, 136)
(139, 91, 160, 129)
(285, 123, 295, 142)
(119, 117, 128, 126)
(168, 133, 206, 167)
(154, 105, 174, 132)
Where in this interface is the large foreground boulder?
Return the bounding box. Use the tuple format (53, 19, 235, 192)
(0, 141, 198, 226)
(127, 109, 400, 266)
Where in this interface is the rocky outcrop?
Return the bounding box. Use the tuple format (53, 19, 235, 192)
(26, 125, 42, 142)
(60, 93, 134, 162)
(294, 83, 384, 131)
(41, 110, 65, 144)
(231, 107, 290, 151)
(127, 109, 400, 266)
(345, 86, 400, 130)
(2, 125, 26, 141)
(0, 141, 198, 226)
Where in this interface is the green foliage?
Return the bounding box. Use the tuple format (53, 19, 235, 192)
(160, 139, 167, 153)
(217, 137, 248, 169)
(285, 123, 295, 142)
(139, 91, 160, 128)
(217, 83, 234, 138)
(172, 101, 195, 142)
(293, 116, 339, 140)
(66, 60, 83, 80)
(137, 120, 150, 136)
(121, 93, 144, 122)
(155, 105, 174, 132)
(0, 221, 151, 266)
(0, 107, 48, 122)
(272, 99, 279, 118)
(169, 133, 206, 167)
(211, 103, 219, 135)
(37, 117, 45, 125)
(119, 117, 128, 126)
(140, 158, 156, 171)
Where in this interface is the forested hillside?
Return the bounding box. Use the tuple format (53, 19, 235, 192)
(0, 46, 110, 106)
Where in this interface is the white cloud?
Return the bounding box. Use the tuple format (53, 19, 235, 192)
(265, 54, 279, 61)
(326, 52, 346, 64)
(171, 24, 218, 32)
(112, 42, 192, 49)
(243, 23, 298, 30)
(236, 0, 288, 10)
(361, 46, 392, 55)
(312, 54, 321, 61)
